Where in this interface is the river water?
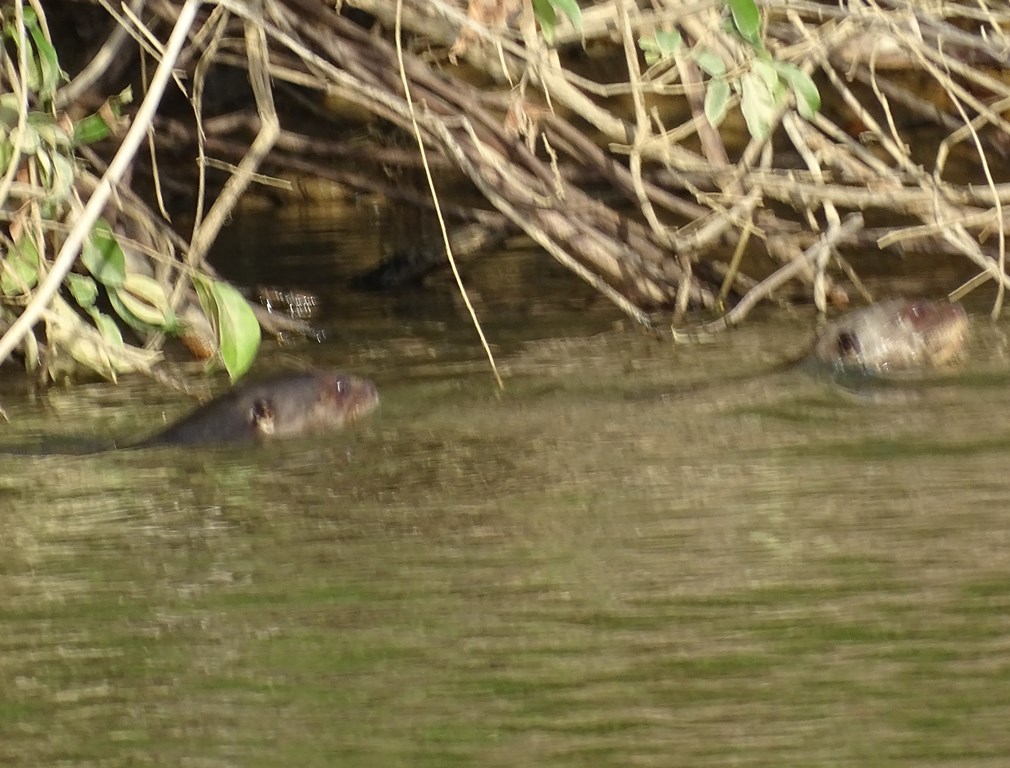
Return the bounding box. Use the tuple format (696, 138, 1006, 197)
(2, 205, 1010, 766)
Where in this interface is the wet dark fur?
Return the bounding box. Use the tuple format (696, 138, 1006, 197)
(137, 371, 379, 447)
(654, 299, 969, 404)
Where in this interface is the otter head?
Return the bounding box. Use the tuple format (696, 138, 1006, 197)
(811, 299, 969, 372)
(248, 373, 379, 440)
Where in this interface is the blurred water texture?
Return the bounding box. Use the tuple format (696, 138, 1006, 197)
(2, 204, 1009, 767)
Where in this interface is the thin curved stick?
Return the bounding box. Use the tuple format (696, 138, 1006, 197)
(394, 0, 503, 390)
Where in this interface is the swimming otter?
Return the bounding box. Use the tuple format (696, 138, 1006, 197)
(808, 299, 968, 372)
(138, 371, 379, 447)
(659, 298, 969, 407)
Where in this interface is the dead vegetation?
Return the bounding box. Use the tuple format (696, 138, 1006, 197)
(2, 0, 1010, 382)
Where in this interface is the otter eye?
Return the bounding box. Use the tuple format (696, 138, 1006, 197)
(836, 331, 860, 357)
(335, 377, 348, 395)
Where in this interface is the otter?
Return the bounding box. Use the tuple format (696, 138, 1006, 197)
(136, 371, 379, 447)
(808, 299, 968, 372)
(659, 298, 969, 406)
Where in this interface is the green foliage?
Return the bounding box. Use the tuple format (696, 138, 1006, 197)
(0, 12, 259, 381)
(3, 6, 65, 102)
(1, 231, 40, 296)
(721, 0, 821, 138)
(82, 219, 127, 287)
(736, 56, 820, 138)
(66, 272, 126, 354)
(635, 0, 821, 140)
(73, 88, 133, 145)
(694, 48, 727, 79)
(82, 219, 181, 342)
(111, 274, 181, 333)
(726, 0, 762, 48)
(66, 272, 98, 307)
(739, 62, 782, 139)
(705, 77, 731, 127)
(773, 60, 821, 119)
(639, 30, 682, 65)
(91, 310, 125, 349)
(0, 92, 75, 206)
(194, 276, 261, 381)
(533, 0, 582, 44)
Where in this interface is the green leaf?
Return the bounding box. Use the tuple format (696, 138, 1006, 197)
(52, 152, 75, 198)
(0, 93, 20, 128)
(752, 58, 781, 94)
(0, 132, 11, 170)
(22, 7, 64, 102)
(2, 231, 40, 296)
(194, 276, 261, 381)
(29, 114, 72, 148)
(10, 123, 40, 154)
(73, 88, 132, 146)
(639, 30, 682, 65)
(655, 30, 681, 54)
(774, 61, 821, 119)
(705, 78, 731, 126)
(116, 273, 178, 328)
(74, 113, 117, 145)
(727, 0, 762, 48)
(91, 310, 125, 349)
(739, 70, 776, 139)
(48, 296, 114, 380)
(36, 149, 74, 199)
(108, 287, 153, 332)
(694, 48, 726, 79)
(21, 321, 40, 372)
(550, 0, 582, 29)
(532, 0, 557, 43)
(639, 38, 661, 66)
(67, 273, 98, 307)
(82, 219, 126, 287)
(4, 23, 43, 95)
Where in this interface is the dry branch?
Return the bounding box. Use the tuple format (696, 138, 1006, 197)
(5, 0, 1010, 383)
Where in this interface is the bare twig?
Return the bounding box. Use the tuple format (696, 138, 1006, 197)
(0, 0, 202, 366)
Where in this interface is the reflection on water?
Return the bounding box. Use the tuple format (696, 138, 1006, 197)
(3, 207, 1010, 765)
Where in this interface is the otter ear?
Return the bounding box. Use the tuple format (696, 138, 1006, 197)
(250, 398, 276, 436)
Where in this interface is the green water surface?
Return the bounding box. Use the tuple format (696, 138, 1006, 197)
(1, 207, 1007, 767)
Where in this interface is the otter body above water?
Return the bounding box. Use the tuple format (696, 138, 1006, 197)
(808, 299, 968, 372)
(138, 371, 379, 447)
